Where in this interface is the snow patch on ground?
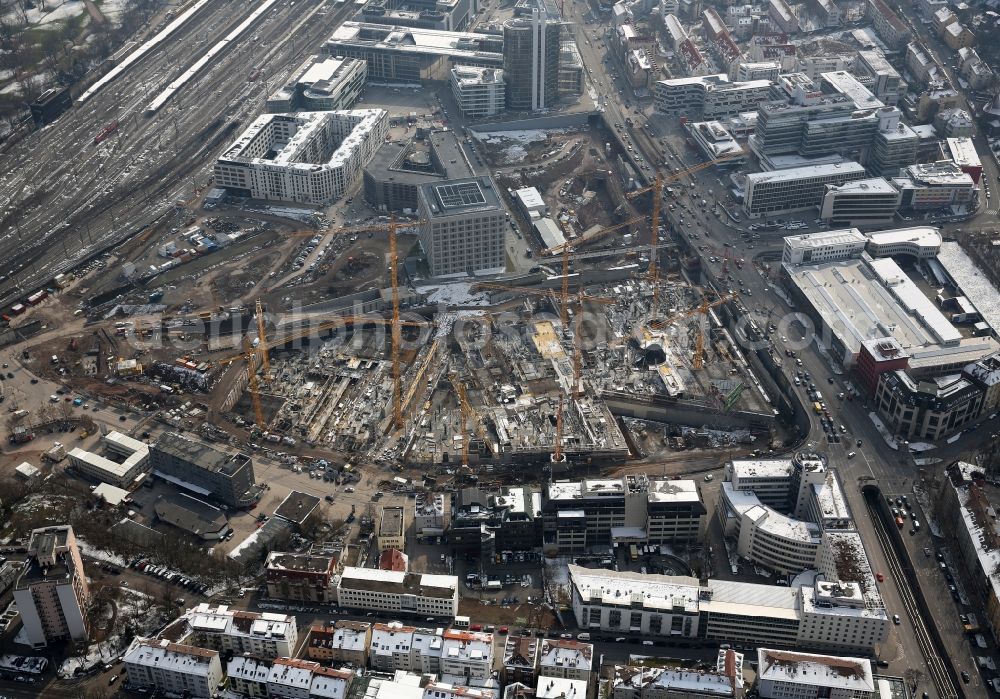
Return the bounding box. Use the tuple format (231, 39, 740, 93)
(416, 281, 491, 306)
(3, 0, 85, 28)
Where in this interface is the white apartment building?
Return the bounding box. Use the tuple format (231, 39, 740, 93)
(182, 603, 298, 659)
(538, 639, 593, 684)
(227, 655, 353, 699)
(14, 525, 90, 648)
(450, 66, 506, 118)
(369, 622, 445, 673)
(214, 109, 388, 205)
(124, 641, 224, 698)
(654, 74, 772, 118)
(743, 162, 867, 218)
(756, 648, 874, 699)
(68, 430, 149, 488)
(441, 629, 495, 679)
(337, 567, 460, 617)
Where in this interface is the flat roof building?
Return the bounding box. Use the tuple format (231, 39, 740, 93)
(892, 161, 977, 212)
(124, 641, 223, 698)
(450, 66, 505, 118)
(323, 22, 503, 83)
(819, 178, 901, 227)
(756, 648, 874, 699)
(417, 177, 507, 277)
(153, 493, 231, 540)
(379, 506, 406, 552)
(337, 567, 459, 617)
(266, 55, 366, 113)
(266, 552, 338, 604)
(67, 430, 149, 488)
(214, 109, 389, 205)
(654, 74, 772, 118)
(743, 161, 867, 218)
(149, 432, 257, 509)
(503, 3, 560, 112)
(688, 120, 746, 162)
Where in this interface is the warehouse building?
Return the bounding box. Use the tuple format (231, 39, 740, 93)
(214, 109, 388, 205)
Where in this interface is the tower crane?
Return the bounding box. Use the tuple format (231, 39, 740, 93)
(554, 395, 564, 463)
(255, 299, 270, 384)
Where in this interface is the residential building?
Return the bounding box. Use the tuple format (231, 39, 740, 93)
(855, 50, 902, 106)
(380, 549, 408, 572)
(957, 48, 994, 91)
(893, 161, 977, 211)
(654, 75, 772, 118)
(67, 430, 149, 488)
(503, 3, 560, 111)
(379, 506, 406, 552)
(536, 677, 588, 699)
(768, 0, 798, 33)
(934, 108, 975, 138)
(905, 42, 941, 86)
(265, 552, 338, 603)
(797, 55, 850, 81)
(323, 23, 503, 84)
(368, 622, 444, 673)
(449, 485, 543, 559)
(854, 337, 910, 396)
(662, 13, 688, 50)
(13, 525, 90, 648)
(440, 629, 495, 679)
(866, 0, 911, 49)
(964, 353, 1000, 414)
(214, 110, 388, 206)
(266, 658, 353, 699)
(612, 651, 744, 698)
(742, 162, 868, 218)
(124, 641, 223, 698)
(148, 432, 257, 509)
(538, 639, 593, 684)
(450, 66, 506, 118)
(414, 492, 448, 537)
(305, 620, 371, 665)
(943, 22, 975, 49)
(363, 129, 479, 212)
(541, 475, 706, 553)
(503, 635, 541, 685)
(337, 567, 459, 617)
(180, 603, 298, 659)
(417, 178, 506, 277)
(820, 178, 901, 227)
(755, 648, 874, 699)
(874, 369, 983, 440)
(914, 84, 961, 122)
(810, 0, 839, 26)
(569, 566, 888, 653)
(932, 6, 957, 34)
(266, 55, 366, 113)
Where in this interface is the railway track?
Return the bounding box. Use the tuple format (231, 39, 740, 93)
(863, 491, 958, 699)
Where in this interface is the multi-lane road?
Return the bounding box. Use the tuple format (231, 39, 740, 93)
(0, 0, 358, 308)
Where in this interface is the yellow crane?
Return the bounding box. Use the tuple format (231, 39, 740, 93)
(649, 292, 736, 369)
(451, 374, 472, 468)
(554, 395, 564, 462)
(255, 299, 270, 384)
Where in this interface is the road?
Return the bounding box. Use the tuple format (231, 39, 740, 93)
(0, 0, 360, 310)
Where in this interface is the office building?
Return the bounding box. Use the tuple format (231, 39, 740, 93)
(854, 50, 903, 106)
(558, 42, 584, 97)
(688, 120, 746, 162)
(67, 430, 149, 488)
(149, 432, 257, 509)
(874, 370, 983, 439)
(538, 639, 593, 683)
(915, 83, 961, 122)
(324, 22, 503, 83)
(450, 66, 506, 118)
(867, 108, 918, 176)
(541, 475, 706, 553)
(797, 55, 850, 81)
(337, 567, 459, 617)
(855, 338, 910, 396)
(359, 0, 475, 32)
(266, 55, 366, 113)
(265, 552, 338, 603)
(417, 178, 506, 277)
(214, 109, 388, 206)
(743, 162, 867, 218)
(735, 61, 781, 82)
(810, 0, 840, 26)
(124, 641, 224, 697)
(449, 485, 542, 558)
(363, 129, 478, 212)
(14, 525, 90, 648)
(820, 178, 901, 226)
(305, 620, 372, 665)
(379, 506, 406, 552)
(946, 137, 982, 183)
(612, 652, 744, 699)
(503, 2, 560, 111)
(866, 0, 911, 49)
(570, 566, 888, 654)
(654, 74, 772, 118)
(893, 161, 977, 211)
(964, 353, 1000, 415)
(414, 492, 448, 537)
(755, 648, 875, 699)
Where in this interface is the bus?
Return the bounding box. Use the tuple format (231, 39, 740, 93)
(628, 544, 638, 561)
(813, 401, 822, 414)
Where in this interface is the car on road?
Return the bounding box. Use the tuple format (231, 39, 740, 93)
(876, 572, 884, 582)
(892, 614, 900, 625)
(961, 671, 971, 684)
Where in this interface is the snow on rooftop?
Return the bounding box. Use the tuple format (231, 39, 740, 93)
(757, 648, 874, 691)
